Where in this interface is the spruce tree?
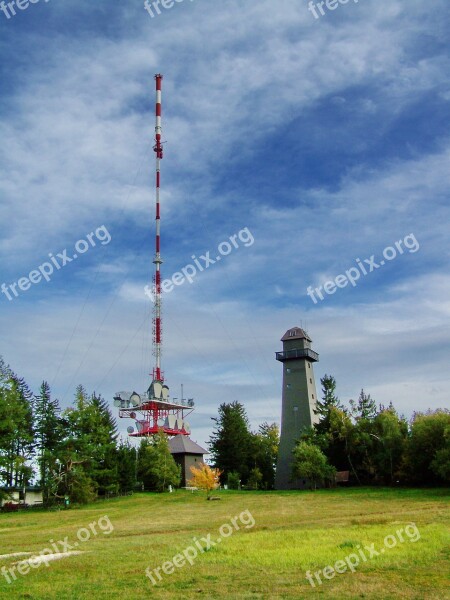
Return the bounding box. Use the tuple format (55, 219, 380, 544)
(350, 389, 377, 420)
(90, 393, 119, 495)
(208, 401, 253, 484)
(0, 360, 34, 489)
(137, 434, 180, 492)
(117, 440, 137, 493)
(314, 375, 342, 433)
(57, 386, 116, 502)
(34, 381, 63, 502)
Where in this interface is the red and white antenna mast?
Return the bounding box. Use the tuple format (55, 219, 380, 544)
(153, 74, 163, 382)
(114, 75, 195, 438)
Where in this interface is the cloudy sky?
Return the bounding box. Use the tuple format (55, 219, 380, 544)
(1, 0, 449, 448)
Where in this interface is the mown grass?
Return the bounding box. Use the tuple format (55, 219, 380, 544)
(0, 487, 448, 599)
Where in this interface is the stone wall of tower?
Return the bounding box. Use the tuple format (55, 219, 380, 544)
(275, 330, 319, 490)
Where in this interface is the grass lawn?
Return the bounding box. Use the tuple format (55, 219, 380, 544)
(0, 487, 448, 599)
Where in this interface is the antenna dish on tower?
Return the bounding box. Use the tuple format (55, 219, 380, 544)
(151, 381, 163, 399)
(130, 392, 141, 406)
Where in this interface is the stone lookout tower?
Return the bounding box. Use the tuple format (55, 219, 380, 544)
(275, 327, 319, 489)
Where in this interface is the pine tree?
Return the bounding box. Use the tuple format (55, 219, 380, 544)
(90, 393, 119, 495)
(350, 389, 377, 420)
(347, 390, 378, 481)
(0, 360, 34, 489)
(117, 440, 137, 493)
(55, 386, 118, 502)
(311, 375, 348, 471)
(91, 392, 118, 440)
(12, 376, 34, 487)
(208, 401, 254, 484)
(314, 375, 342, 433)
(137, 434, 181, 492)
(34, 381, 63, 503)
(0, 376, 21, 487)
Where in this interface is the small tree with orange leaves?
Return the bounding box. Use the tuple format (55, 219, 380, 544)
(188, 463, 222, 499)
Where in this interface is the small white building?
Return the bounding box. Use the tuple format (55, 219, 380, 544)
(1, 486, 43, 508)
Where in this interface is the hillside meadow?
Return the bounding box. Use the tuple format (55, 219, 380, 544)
(0, 487, 448, 599)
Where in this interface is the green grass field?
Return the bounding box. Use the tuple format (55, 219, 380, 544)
(0, 487, 448, 599)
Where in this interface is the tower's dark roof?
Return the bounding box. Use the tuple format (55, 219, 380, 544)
(281, 327, 312, 342)
(168, 435, 208, 455)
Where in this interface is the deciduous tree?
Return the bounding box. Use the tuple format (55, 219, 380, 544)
(188, 463, 221, 498)
(405, 410, 450, 484)
(292, 441, 335, 490)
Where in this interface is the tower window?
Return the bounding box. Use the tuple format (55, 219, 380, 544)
(310, 378, 312, 383)
(312, 394, 315, 399)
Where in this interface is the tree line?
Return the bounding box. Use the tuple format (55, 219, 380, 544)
(1, 354, 448, 504)
(208, 376, 449, 489)
(0, 357, 181, 505)
(295, 375, 449, 488)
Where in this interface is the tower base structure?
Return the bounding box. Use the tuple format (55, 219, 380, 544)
(275, 327, 319, 490)
(114, 380, 194, 437)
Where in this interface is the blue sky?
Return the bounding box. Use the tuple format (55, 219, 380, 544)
(1, 0, 449, 448)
